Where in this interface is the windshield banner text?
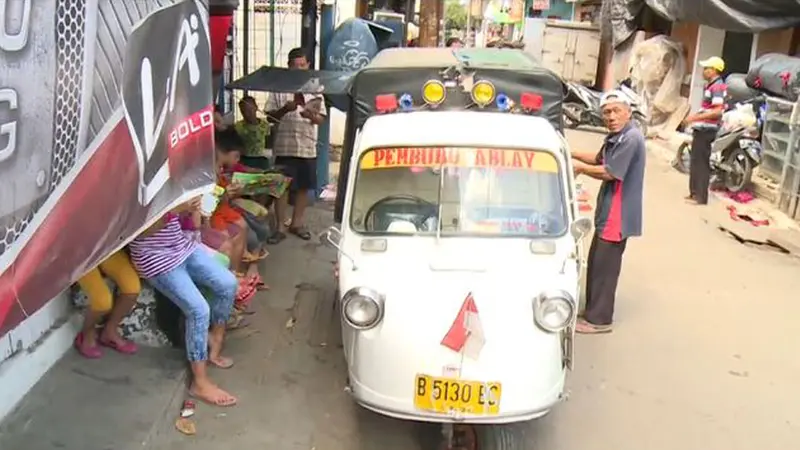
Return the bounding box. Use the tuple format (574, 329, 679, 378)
(360, 147, 558, 173)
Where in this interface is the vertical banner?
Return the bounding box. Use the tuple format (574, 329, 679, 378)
(0, 0, 215, 338)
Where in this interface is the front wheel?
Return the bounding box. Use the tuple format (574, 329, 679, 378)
(673, 142, 691, 175)
(632, 113, 648, 137)
(723, 147, 754, 193)
(442, 424, 528, 450)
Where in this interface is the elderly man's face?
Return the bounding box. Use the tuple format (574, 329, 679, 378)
(601, 100, 631, 133)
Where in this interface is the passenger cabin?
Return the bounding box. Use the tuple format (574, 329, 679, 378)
(335, 47, 567, 222)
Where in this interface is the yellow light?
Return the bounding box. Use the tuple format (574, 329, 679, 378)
(471, 81, 496, 107)
(422, 80, 446, 105)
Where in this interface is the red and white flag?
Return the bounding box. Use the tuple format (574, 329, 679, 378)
(441, 293, 486, 360)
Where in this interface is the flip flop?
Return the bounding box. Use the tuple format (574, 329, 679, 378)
(74, 332, 103, 359)
(99, 337, 139, 355)
(208, 356, 235, 369)
(242, 248, 269, 263)
(267, 231, 286, 245)
(289, 226, 312, 240)
(226, 314, 250, 331)
(575, 319, 613, 334)
(188, 389, 238, 407)
(248, 273, 269, 291)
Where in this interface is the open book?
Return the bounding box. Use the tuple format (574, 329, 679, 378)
(232, 172, 292, 198)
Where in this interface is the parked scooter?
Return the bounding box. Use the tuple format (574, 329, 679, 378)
(563, 79, 649, 136)
(672, 96, 766, 192)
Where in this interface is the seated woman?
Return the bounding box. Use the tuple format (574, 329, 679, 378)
(214, 129, 287, 263)
(206, 131, 267, 279)
(74, 250, 141, 358)
(129, 199, 238, 407)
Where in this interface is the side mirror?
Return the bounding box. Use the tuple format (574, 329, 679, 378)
(321, 226, 358, 271)
(323, 226, 343, 249)
(569, 217, 593, 240)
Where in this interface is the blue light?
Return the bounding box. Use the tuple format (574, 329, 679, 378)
(496, 94, 510, 111)
(399, 93, 414, 111)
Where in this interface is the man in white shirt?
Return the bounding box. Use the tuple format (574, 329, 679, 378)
(265, 48, 326, 242)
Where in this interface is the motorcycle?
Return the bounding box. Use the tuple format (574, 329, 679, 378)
(563, 79, 649, 136)
(672, 97, 766, 193)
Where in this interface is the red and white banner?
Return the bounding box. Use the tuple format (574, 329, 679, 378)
(0, 0, 216, 338)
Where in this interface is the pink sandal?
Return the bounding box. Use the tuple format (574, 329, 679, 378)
(99, 337, 139, 355)
(74, 332, 103, 359)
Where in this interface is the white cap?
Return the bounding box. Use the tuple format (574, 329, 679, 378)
(599, 90, 631, 108)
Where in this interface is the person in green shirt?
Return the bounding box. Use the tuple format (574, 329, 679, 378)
(234, 96, 271, 170)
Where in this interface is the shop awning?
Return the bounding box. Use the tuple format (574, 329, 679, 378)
(610, 0, 800, 47)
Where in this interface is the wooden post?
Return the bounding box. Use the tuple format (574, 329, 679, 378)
(419, 0, 440, 47)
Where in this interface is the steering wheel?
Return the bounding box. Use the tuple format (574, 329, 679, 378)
(364, 195, 437, 232)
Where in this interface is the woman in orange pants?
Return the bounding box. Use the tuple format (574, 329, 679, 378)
(75, 250, 141, 358)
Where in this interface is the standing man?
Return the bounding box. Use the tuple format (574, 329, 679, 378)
(683, 56, 727, 206)
(571, 91, 646, 334)
(264, 48, 326, 242)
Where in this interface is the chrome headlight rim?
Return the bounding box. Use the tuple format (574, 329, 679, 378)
(533, 289, 576, 333)
(341, 286, 385, 330)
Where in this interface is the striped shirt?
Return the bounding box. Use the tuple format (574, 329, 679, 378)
(129, 214, 196, 279)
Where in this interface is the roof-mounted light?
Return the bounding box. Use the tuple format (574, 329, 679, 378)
(471, 80, 495, 107)
(422, 80, 446, 106)
(496, 93, 512, 111)
(398, 93, 414, 111)
(520, 92, 544, 112)
(375, 94, 398, 113)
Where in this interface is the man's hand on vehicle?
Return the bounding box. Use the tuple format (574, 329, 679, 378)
(572, 160, 588, 176)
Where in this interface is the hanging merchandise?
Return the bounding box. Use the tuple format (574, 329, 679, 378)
(746, 53, 800, 102)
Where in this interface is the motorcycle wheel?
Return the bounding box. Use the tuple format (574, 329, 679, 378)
(563, 103, 583, 129)
(724, 147, 753, 193)
(673, 142, 691, 175)
(632, 113, 648, 137)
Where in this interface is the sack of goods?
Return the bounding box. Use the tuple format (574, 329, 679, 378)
(726, 73, 761, 105)
(745, 53, 800, 101)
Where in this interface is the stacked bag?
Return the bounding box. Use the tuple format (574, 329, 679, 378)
(745, 53, 800, 102)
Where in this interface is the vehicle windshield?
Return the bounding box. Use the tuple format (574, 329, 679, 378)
(350, 147, 568, 237)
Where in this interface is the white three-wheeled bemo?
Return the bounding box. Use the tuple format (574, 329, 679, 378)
(322, 48, 591, 450)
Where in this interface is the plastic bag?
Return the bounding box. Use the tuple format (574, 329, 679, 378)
(628, 35, 686, 124)
(725, 73, 761, 105)
(720, 103, 757, 133)
(745, 53, 800, 101)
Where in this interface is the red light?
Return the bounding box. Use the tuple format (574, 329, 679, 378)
(375, 94, 398, 113)
(520, 92, 543, 111)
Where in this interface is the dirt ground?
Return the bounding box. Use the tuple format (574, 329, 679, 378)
(1, 129, 798, 450)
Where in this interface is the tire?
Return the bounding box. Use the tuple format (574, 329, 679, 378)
(563, 103, 583, 129)
(475, 424, 528, 450)
(673, 142, 691, 175)
(723, 147, 754, 193)
(632, 113, 648, 137)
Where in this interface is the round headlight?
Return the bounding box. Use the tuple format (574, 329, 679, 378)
(533, 290, 576, 332)
(341, 287, 384, 330)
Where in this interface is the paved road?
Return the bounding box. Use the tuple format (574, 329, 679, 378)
(145, 129, 800, 450)
(4, 129, 796, 450)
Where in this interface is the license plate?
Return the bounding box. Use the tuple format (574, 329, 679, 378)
(413, 374, 502, 415)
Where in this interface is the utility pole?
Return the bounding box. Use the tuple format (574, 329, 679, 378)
(419, 0, 441, 47)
